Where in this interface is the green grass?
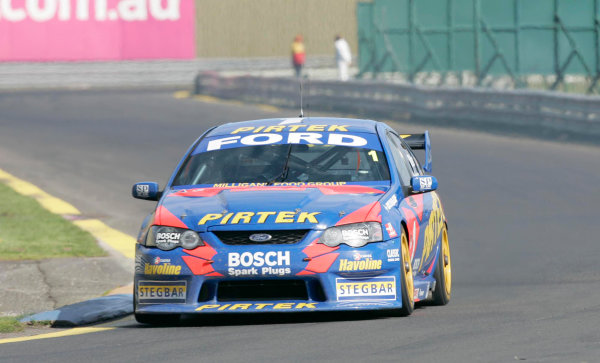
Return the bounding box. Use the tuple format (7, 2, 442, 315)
(0, 316, 24, 333)
(0, 182, 106, 260)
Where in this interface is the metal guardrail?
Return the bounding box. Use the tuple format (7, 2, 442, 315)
(194, 72, 600, 143)
(0, 57, 335, 90)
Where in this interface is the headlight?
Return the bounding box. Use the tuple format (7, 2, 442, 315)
(145, 226, 204, 251)
(320, 222, 383, 248)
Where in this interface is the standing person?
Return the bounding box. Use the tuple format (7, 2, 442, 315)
(334, 34, 352, 81)
(291, 34, 306, 78)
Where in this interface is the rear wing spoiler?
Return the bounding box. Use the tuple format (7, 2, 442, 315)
(400, 131, 432, 172)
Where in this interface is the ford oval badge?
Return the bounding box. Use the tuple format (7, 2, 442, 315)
(249, 233, 272, 242)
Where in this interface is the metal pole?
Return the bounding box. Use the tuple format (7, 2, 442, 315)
(448, 0, 454, 84)
(474, 0, 481, 85)
(408, 0, 415, 82)
(592, 0, 600, 93)
(552, 0, 560, 90)
(514, 0, 521, 87)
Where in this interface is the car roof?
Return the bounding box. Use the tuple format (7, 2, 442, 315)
(207, 117, 382, 136)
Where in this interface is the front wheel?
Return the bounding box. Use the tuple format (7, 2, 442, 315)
(396, 229, 414, 316)
(432, 225, 451, 305)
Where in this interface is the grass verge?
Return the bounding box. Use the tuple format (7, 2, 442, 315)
(0, 317, 23, 333)
(0, 182, 106, 260)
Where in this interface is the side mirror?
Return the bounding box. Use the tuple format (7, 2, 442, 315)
(411, 175, 438, 193)
(132, 182, 161, 201)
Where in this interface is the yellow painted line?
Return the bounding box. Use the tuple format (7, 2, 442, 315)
(35, 195, 82, 216)
(0, 170, 80, 215)
(73, 219, 136, 260)
(257, 104, 280, 112)
(192, 94, 220, 103)
(173, 90, 190, 99)
(0, 327, 115, 345)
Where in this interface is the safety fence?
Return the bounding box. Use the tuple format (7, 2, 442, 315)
(358, 0, 600, 93)
(194, 72, 600, 143)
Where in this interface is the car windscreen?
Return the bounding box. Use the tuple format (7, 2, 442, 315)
(173, 143, 390, 186)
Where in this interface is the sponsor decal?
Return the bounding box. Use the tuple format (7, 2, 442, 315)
(422, 194, 445, 263)
(206, 132, 368, 151)
(196, 302, 318, 311)
(413, 283, 430, 301)
(137, 281, 186, 304)
(136, 184, 150, 198)
(385, 223, 397, 238)
(154, 257, 171, 264)
(338, 258, 382, 271)
(0, 0, 195, 62)
(230, 125, 350, 134)
(386, 248, 400, 262)
(198, 211, 320, 225)
(144, 263, 181, 275)
(383, 195, 398, 210)
(228, 251, 291, 277)
(412, 258, 421, 270)
(155, 231, 180, 249)
(419, 177, 433, 190)
(353, 252, 372, 261)
(212, 181, 347, 187)
(0, 0, 184, 22)
(336, 276, 396, 301)
(249, 233, 272, 242)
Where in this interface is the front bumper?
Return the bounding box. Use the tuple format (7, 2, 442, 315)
(134, 236, 408, 314)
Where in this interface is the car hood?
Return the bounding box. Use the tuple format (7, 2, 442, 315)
(155, 185, 388, 232)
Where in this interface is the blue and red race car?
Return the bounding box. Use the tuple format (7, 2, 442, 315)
(132, 117, 451, 324)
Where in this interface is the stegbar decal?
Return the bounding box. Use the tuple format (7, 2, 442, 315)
(138, 281, 187, 304)
(336, 276, 396, 301)
(193, 131, 383, 153)
(198, 211, 320, 225)
(196, 302, 318, 311)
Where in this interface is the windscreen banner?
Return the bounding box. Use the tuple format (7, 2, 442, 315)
(0, 0, 195, 61)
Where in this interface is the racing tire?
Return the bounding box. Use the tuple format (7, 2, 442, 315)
(432, 225, 451, 305)
(134, 312, 180, 325)
(396, 228, 414, 316)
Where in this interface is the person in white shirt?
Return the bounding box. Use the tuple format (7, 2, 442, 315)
(334, 35, 352, 81)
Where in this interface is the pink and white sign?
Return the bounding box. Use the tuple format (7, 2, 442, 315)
(0, 0, 195, 61)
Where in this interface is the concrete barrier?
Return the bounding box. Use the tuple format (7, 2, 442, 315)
(194, 73, 600, 144)
(0, 57, 334, 90)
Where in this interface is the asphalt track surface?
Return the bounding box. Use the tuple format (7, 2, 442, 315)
(1, 89, 599, 363)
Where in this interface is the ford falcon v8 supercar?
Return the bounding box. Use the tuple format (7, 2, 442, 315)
(132, 117, 451, 324)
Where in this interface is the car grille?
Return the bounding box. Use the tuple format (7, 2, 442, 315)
(214, 230, 310, 245)
(217, 280, 308, 301)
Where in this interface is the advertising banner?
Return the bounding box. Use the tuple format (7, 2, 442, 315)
(0, 0, 195, 61)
